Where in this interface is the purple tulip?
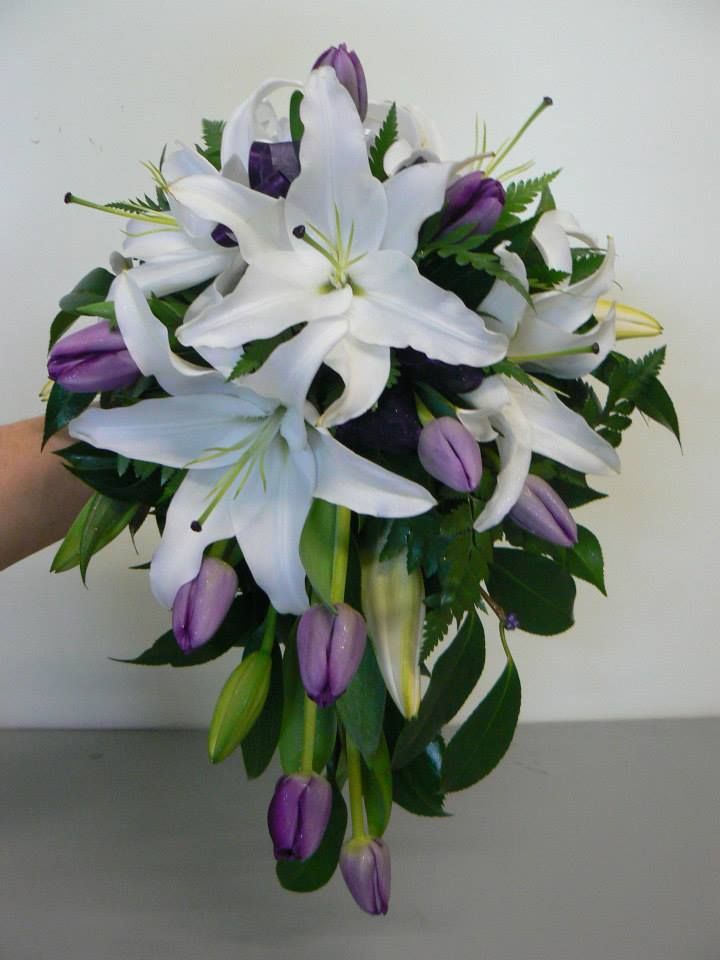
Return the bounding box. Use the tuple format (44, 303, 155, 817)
(247, 140, 300, 198)
(312, 43, 368, 119)
(172, 557, 238, 653)
(297, 603, 366, 707)
(397, 347, 485, 394)
(418, 417, 482, 492)
(509, 475, 578, 547)
(340, 838, 391, 916)
(267, 773, 332, 861)
(437, 172, 505, 238)
(47, 320, 141, 393)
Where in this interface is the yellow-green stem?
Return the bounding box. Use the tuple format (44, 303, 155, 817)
(330, 506, 351, 605)
(346, 737, 366, 840)
(260, 606, 277, 655)
(301, 695, 318, 772)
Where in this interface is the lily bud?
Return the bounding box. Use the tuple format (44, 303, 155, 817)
(340, 837, 391, 916)
(418, 417, 482, 492)
(172, 557, 238, 653)
(437, 172, 505, 238)
(297, 603, 366, 707)
(509, 475, 578, 547)
(267, 773, 332, 861)
(312, 43, 368, 119)
(47, 320, 140, 393)
(361, 545, 423, 719)
(208, 650, 272, 763)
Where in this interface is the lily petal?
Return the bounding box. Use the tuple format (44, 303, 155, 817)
(230, 441, 315, 614)
(318, 335, 390, 427)
(532, 210, 597, 276)
(221, 78, 300, 171)
(285, 68, 387, 254)
(120, 249, 233, 300)
(309, 429, 436, 517)
(122, 222, 211, 261)
(477, 242, 529, 339)
(507, 379, 621, 475)
(350, 250, 508, 366)
(382, 162, 452, 256)
(509, 305, 616, 377)
(533, 237, 616, 333)
(69, 394, 266, 470)
(150, 468, 234, 608)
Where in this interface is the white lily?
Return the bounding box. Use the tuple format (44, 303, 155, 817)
(458, 375, 620, 533)
(69, 274, 436, 615)
(171, 68, 507, 426)
(478, 210, 617, 378)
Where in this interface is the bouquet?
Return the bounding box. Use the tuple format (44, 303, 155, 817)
(44, 43, 678, 915)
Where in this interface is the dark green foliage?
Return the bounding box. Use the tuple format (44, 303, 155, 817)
(487, 548, 576, 635)
(279, 634, 337, 775)
(593, 348, 680, 444)
(276, 788, 347, 892)
(242, 644, 284, 779)
(368, 102, 398, 181)
(336, 642, 386, 762)
(362, 735, 393, 835)
(43, 384, 95, 447)
(196, 118, 225, 169)
(51, 492, 139, 582)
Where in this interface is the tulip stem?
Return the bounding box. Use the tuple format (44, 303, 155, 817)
(346, 737, 366, 840)
(260, 605, 277, 655)
(301, 695, 318, 772)
(330, 506, 352, 606)
(478, 584, 507, 623)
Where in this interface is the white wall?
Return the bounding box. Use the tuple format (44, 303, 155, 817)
(1, 0, 717, 726)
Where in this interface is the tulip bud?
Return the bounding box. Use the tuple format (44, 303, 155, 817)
(297, 603, 366, 707)
(340, 837, 391, 916)
(208, 650, 272, 763)
(437, 172, 505, 238)
(418, 417, 482, 492)
(509, 475, 578, 547)
(267, 773, 332, 861)
(361, 545, 423, 719)
(172, 557, 238, 653)
(312, 43, 368, 119)
(47, 320, 141, 393)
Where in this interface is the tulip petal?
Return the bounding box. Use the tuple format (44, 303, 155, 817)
(285, 68, 387, 255)
(150, 469, 235, 608)
(319, 335, 391, 427)
(309, 428, 436, 517)
(230, 442, 316, 615)
(350, 250, 508, 366)
(533, 237, 616, 333)
(382, 162, 452, 256)
(507, 378, 621, 475)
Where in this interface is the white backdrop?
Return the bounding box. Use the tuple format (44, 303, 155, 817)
(1, 0, 717, 727)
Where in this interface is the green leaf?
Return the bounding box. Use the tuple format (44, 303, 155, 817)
(299, 498, 337, 607)
(279, 634, 337, 774)
(48, 310, 78, 351)
(392, 612, 485, 769)
(336, 641, 386, 761)
(58, 267, 114, 313)
(488, 360, 541, 393)
(442, 656, 521, 792)
(226, 331, 294, 380)
(289, 90, 304, 142)
(561, 525, 606, 594)
(74, 300, 116, 322)
(368, 102, 398, 182)
(392, 737, 448, 817)
(42, 383, 95, 447)
(492, 170, 561, 231)
(487, 548, 575, 635)
(362, 735, 393, 836)
(78, 495, 139, 582)
(197, 119, 225, 169)
(242, 644, 284, 779)
(276, 787, 347, 892)
(634, 375, 681, 444)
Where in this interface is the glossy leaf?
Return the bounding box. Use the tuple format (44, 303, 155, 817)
(336, 641, 386, 762)
(242, 644, 284, 779)
(276, 787, 347, 892)
(392, 737, 448, 817)
(48, 310, 78, 351)
(51, 492, 136, 579)
(362, 735, 393, 836)
(392, 612, 485, 769)
(299, 498, 337, 607)
(43, 382, 95, 447)
(279, 634, 337, 774)
(487, 549, 575, 635)
(442, 657, 521, 792)
(58, 267, 114, 313)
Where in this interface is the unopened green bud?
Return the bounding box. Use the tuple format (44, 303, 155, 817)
(208, 650, 272, 763)
(361, 545, 424, 719)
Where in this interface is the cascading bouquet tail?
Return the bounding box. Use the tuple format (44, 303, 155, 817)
(43, 42, 678, 915)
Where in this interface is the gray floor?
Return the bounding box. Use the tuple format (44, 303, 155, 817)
(1, 720, 718, 960)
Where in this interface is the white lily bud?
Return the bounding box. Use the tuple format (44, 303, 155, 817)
(361, 543, 424, 719)
(595, 299, 663, 340)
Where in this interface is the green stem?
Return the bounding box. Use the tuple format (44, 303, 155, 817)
(260, 606, 277, 655)
(207, 539, 230, 560)
(301, 695, 318, 772)
(64, 192, 177, 226)
(346, 737, 366, 840)
(510, 342, 599, 363)
(485, 97, 553, 176)
(330, 506, 351, 605)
